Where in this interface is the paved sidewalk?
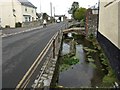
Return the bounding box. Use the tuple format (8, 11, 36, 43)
(0, 22, 57, 37)
(1, 25, 43, 37)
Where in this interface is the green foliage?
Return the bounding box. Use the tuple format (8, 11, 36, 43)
(102, 67, 117, 87)
(64, 56, 79, 65)
(99, 53, 108, 66)
(72, 2, 79, 10)
(80, 19, 85, 27)
(15, 22, 22, 28)
(74, 7, 87, 21)
(68, 2, 79, 18)
(83, 47, 97, 53)
(88, 58, 95, 63)
(60, 54, 79, 72)
(42, 13, 48, 21)
(99, 51, 117, 87)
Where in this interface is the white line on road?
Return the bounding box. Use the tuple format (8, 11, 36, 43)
(1, 26, 43, 38)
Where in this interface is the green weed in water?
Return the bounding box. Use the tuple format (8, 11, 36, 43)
(60, 54, 79, 72)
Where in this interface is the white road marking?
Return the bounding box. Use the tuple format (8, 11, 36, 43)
(1, 26, 43, 38)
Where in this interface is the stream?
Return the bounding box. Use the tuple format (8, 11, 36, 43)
(59, 44, 95, 87)
(51, 33, 118, 88)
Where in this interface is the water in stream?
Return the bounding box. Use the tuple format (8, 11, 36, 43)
(59, 44, 95, 87)
(52, 33, 118, 88)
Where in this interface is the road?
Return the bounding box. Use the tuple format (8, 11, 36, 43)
(2, 22, 67, 88)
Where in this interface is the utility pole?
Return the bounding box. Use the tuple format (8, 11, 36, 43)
(53, 7, 55, 22)
(53, 7, 55, 17)
(40, 0, 42, 23)
(50, 2, 52, 17)
(50, 2, 52, 23)
(40, 0, 41, 14)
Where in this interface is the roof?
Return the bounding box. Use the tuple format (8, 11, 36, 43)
(18, 0, 37, 8)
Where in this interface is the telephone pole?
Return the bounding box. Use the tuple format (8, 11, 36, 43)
(53, 7, 55, 17)
(50, 2, 52, 17)
(40, 0, 41, 13)
(50, 2, 52, 23)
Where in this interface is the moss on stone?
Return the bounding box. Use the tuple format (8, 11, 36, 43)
(102, 68, 117, 87)
(83, 47, 97, 53)
(88, 58, 95, 63)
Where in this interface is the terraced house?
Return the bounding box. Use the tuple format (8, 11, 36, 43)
(0, 0, 37, 28)
(98, 0, 120, 80)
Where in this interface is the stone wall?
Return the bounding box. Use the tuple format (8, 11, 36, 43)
(22, 21, 42, 28)
(85, 9, 98, 38)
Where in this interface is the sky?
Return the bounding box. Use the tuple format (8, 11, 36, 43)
(29, 0, 98, 17)
(1, 0, 98, 17)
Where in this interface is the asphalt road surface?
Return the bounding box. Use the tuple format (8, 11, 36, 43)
(2, 22, 67, 88)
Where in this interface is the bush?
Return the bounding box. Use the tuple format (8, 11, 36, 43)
(5, 25, 10, 28)
(15, 22, 22, 27)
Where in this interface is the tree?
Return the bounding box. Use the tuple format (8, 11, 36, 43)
(74, 7, 87, 21)
(42, 13, 48, 21)
(68, 2, 79, 19)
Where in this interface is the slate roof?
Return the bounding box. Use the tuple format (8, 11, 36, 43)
(18, 0, 37, 8)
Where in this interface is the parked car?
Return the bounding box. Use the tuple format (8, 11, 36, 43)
(56, 19, 60, 23)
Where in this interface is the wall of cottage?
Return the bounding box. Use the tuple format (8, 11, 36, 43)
(21, 5, 37, 22)
(0, 0, 22, 28)
(0, 0, 37, 28)
(98, 0, 120, 81)
(99, 0, 120, 49)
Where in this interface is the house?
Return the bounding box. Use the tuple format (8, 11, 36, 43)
(85, 8, 98, 37)
(0, 0, 37, 28)
(98, 0, 120, 80)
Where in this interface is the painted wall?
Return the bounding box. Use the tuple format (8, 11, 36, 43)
(0, 0, 17, 28)
(99, 0, 120, 49)
(21, 5, 36, 22)
(118, 1, 120, 49)
(0, 0, 37, 28)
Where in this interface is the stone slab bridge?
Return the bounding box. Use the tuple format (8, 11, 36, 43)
(63, 27, 86, 36)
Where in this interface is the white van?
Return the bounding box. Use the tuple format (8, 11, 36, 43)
(56, 19, 60, 23)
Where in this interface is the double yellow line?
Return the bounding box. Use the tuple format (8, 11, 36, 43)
(16, 32, 59, 89)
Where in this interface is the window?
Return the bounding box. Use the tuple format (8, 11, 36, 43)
(32, 10, 34, 13)
(25, 8, 27, 12)
(25, 17, 28, 22)
(24, 16, 31, 22)
(29, 17, 31, 21)
(13, 9, 16, 12)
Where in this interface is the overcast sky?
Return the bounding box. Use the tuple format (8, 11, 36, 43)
(29, 0, 98, 16)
